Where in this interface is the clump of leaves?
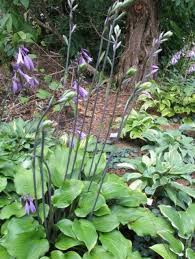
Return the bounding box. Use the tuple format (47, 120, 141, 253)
(139, 80, 195, 117)
(116, 109, 168, 140)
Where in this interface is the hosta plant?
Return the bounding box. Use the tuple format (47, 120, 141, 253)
(139, 80, 195, 117)
(116, 109, 168, 140)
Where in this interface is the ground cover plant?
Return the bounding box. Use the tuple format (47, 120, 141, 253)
(0, 0, 195, 258)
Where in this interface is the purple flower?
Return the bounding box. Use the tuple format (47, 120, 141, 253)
(79, 49, 93, 64)
(186, 48, 195, 59)
(151, 65, 159, 75)
(72, 81, 88, 100)
(187, 64, 195, 74)
(170, 50, 183, 65)
(12, 75, 22, 93)
(76, 130, 86, 139)
(18, 69, 39, 88)
(22, 196, 36, 215)
(17, 46, 35, 71)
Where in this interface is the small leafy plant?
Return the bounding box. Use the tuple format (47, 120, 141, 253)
(117, 109, 168, 140)
(139, 80, 195, 117)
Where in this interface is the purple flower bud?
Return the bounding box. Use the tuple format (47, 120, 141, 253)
(170, 50, 183, 65)
(151, 65, 159, 75)
(76, 130, 86, 139)
(18, 69, 39, 88)
(16, 46, 35, 71)
(72, 81, 88, 100)
(79, 49, 93, 64)
(12, 75, 22, 93)
(22, 196, 36, 215)
(187, 64, 195, 74)
(186, 48, 195, 59)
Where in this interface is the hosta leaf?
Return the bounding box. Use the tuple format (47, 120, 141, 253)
(101, 182, 129, 200)
(159, 204, 195, 239)
(14, 167, 47, 199)
(72, 219, 98, 251)
(186, 248, 195, 259)
(83, 246, 116, 259)
(91, 214, 119, 232)
(1, 217, 49, 259)
(129, 209, 172, 237)
(93, 204, 111, 216)
(20, 0, 30, 9)
(48, 146, 82, 187)
(56, 219, 75, 238)
(99, 230, 131, 259)
(117, 190, 147, 207)
(150, 244, 177, 259)
(158, 231, 184, 256)
(52, 179, 84, 208)
(55, 235, 82, 250)
(0, 245, 12, 259)
(84, 153, 106, 177)
(171, 182, 195, 198)
(0, 201, 25, 219)
(0, 196, 11, 208)
(75, 191, 106, 217)
(0, 176, 7, 192)
(51, 250, 82, 259)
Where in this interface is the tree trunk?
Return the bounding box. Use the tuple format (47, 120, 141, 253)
(118, 0, 159, 86)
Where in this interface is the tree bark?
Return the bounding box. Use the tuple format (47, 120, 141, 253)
(118, 0, 159, 86)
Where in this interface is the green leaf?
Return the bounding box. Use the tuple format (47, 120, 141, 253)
(51, 251, 82, 259)
(117, 189, 147, 207)
(48, 145, 82, 187)
(91, 214, 119, 232)
(56, 219, 75, 238)
(36, 89, 52, 100)
(186, 248, 195, 259)
(93, 204, 111, 216)
(55, 235, 82, 251)
(99, 230, 131, 259)
(14, 167, 47, 199)
(159, 204, 195, 239)
(72, 219, 98, 251)
(129, 209, 172, 237)
(75, 191, 106, 217)
(0, 196, 11, 208)
(20, 0, 30, 9)
(49, 81, 62, 91)
(171, 182, 195, 198)
(101, 182, 129, 200)
(0, 201, 25, 219)
(0, 176, 7, 192)
(150, 244, 177, 259)
(1, 216, 49, 259)
(158, 231, 184, 256)
(0, 246, 12, 259)
(83, 246, 116, 259)
(52, 179, 84, 208)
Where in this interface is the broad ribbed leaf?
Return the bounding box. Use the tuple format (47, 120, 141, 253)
(14, 167, 47, 199)
(158, 231, 184, 256)
(0, 201, 25, 219)
(1, 217, 49, 259)
(51, 251, 82, 259)
(91, 214, 119, 232)
(56, 219, 75, 238)
(150, 244, 177, 259)
(129, 208, 172, 237)
(0, 246, 12, 259)
(75, 191, 106, 217)
(118, 190, 147, 207)
(52, 179, 84, 208)
(72, 219, 97, 251)
(55, 235, 82, 250)
(159, 204, 195, 239)
(0, 176, 7, 192)
(186, 248, 195, 259)
(99, 230, 131, 259)
(83, 246, 116, 259)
